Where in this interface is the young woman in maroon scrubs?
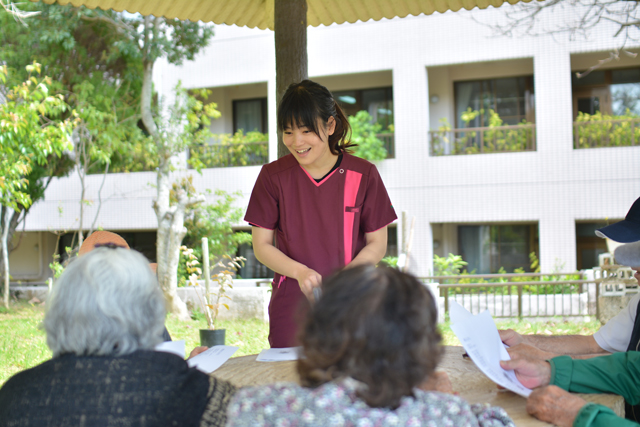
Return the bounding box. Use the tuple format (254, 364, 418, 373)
(245, 80, 397, 348)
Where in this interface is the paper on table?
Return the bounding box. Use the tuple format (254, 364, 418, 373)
(155, 340, 185, 359)
(256, 346, 302, 362)
(187, 345, 238, 373)
(449, 301, 532, 397)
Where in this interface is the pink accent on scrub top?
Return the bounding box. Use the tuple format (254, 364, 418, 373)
(343, 170, 362, 265)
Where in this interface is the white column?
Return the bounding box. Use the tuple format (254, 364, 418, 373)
(391, 64, 432, 277)
(533, 44, 573, 153)
(539, 216, 577, 273)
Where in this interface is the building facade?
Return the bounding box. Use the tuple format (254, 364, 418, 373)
(11, 5, 640, 283)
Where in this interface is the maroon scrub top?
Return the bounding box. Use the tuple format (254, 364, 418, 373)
(245, 153, 397, 347)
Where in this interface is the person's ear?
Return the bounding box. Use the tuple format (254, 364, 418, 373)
(327, 116, 336, 136)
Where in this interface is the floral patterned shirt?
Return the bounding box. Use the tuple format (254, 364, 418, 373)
(226, 378, 515, 427)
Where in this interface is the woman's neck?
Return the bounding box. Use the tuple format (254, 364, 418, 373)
(301, 153, 340, 179)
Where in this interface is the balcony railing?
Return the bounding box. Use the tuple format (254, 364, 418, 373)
(429, 124, 536, 156)
(377, 132, 395, 158)
(574, 118, 640, 149)
(189, 141, 268, 168)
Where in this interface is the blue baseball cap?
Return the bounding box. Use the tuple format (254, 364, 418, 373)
(596, 197, 640, 243)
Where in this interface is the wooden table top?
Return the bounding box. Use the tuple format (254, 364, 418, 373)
(213, 346, 624, 426)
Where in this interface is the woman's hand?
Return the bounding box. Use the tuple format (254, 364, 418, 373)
(296, 267, 322, 302)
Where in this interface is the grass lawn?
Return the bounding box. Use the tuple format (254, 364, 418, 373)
(0, 300, 602, 387)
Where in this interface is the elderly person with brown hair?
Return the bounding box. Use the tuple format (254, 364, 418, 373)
(0, 246, 235, 427)
(227, 265, 515, 426)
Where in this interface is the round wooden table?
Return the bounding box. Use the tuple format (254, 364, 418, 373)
(213, 346, 624, 426)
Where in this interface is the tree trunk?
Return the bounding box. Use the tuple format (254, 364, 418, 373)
(154, 171, 192, 322)
(1, 205, 13, 308)
(140, 25, 190, 321)
(274, 0, 308, 159)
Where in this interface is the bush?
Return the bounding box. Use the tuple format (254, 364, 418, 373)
(574, 110, 640, 148)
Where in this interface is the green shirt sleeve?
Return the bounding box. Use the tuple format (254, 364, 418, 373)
(572, 403, 638, 427)
(550, 353, 640, 404)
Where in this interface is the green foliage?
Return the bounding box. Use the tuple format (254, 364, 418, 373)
(0, 4, 147, 178)
(158, 84, 221, 173)
(0, 64, 73, 209)
(434, 253, 468, 281)
(431, 108, 535, 156)
(189, 130, 269, 169)
(178, 190, 252, 285)
(379, 256, 399, 268)
(348, 110, 388, 162)
(574, 110, 640, 149)
(436, 252, 583, 296)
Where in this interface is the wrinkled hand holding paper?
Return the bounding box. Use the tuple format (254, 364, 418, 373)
(449, 301, 531, 397)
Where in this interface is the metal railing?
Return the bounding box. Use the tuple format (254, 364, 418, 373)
(429, 124, 536, 156)
(189, 141, 268, 168)
(421, 272, 601, 319)
(376, 132, 395, 158)
(573, 118, 640, 149)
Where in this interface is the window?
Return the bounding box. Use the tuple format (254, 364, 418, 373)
(334, 87, 394, 131)
(233, 98, 268, 133)
(458, 224, 538, 274)
(454, 76, 535, 128)
(572, 67, 640, 117)
(575, 222, 609, 270)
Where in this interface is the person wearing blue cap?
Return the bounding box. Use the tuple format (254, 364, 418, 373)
(595, 197, 640, 243)
(499, 196, 640, 361)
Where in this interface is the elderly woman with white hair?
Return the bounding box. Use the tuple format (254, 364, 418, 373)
(0, 246, 236, 427)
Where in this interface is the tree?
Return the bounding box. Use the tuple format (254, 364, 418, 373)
(348, 110, 388, 162)
(480, 0, 639, 75)
(0, 63, 73, 308)
(0, 3, 145, 262)
(148, 86, 219, 320)
(95, 13, 213, 320)
(2, 5, 215, 318)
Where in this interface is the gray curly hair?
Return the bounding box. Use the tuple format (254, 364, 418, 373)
(44, 247, 166, 357)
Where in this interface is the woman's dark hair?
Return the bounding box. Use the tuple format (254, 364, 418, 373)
(277, 79, 355, 155)
(297, 265, 442, 409)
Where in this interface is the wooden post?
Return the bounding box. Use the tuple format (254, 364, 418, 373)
(517, 285, 523, 320)
(274, 0, 308, 158)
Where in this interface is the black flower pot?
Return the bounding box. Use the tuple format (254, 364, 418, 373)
(200, 329, 226, 347)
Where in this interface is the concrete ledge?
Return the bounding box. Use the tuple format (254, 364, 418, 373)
(10, 285, 271, 323)
(177, 286, 270, 323)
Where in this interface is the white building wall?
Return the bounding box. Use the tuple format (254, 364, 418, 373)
(20, 6, 640, 279)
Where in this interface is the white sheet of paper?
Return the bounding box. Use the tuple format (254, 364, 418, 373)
(449, 301, 473, 324)
(256, 346, 302, 362)
(187, 345, 238, 373)
(449, 302, 532, 397)
(155, 340, 185, 359)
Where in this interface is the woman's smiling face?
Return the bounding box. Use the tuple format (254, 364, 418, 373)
(283, 117, 336, 170)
